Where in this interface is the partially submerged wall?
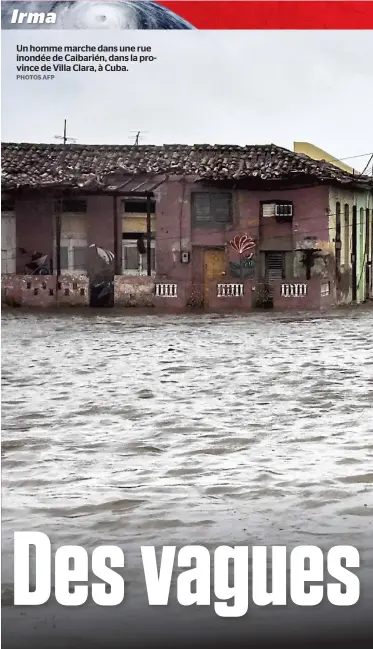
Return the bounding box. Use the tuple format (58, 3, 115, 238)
(2, 275, 338, 311)
(1, 274, 89, 307)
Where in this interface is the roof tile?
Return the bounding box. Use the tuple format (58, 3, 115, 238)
(1, 142, 371, 190)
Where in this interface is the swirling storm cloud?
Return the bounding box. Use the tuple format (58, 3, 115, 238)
(1, 1, 194, 29)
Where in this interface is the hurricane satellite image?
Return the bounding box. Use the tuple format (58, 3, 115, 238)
(1, 1, 194, 29)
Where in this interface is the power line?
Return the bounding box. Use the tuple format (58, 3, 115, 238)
(357, 153, 373, 178)
(326, 151, 373, 164)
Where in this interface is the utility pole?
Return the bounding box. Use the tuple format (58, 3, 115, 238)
(53, 120, 76, 283)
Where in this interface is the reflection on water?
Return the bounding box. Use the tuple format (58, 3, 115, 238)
(1, 310, 373, 598)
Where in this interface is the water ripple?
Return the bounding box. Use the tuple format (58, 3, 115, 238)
(2, 309, 373, 597)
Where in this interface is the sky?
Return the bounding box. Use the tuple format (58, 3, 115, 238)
(1, 27, 373, 172)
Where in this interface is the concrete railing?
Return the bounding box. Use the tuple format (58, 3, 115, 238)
(155, 283, 178, 298)
(280, 283, 308, 297)
(217, 283, 244, 297)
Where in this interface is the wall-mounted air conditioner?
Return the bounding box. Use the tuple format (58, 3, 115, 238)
(275, 203, 293, 218)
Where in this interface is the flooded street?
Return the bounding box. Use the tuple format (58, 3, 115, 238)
(2, 309, 373, 647)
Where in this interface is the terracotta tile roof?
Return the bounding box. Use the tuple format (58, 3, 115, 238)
(1, 142, 372, 191)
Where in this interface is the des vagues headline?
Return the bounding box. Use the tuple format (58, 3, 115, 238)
(14, 533, 361, 616)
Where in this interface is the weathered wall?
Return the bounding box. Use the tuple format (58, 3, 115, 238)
(206, 280, 254, 311)
(15, 197, 54, 273)
(114, 276, 186, 310)
(155, 180, 330, 287)
(328, 186, 372, 304)
(1, 274, 89, 307)
(114, 276, 154, 307)
(11, 183, 330, 278)
(14, 195, 116, 271)
(5, 182, 352, 311)
(271, 278, 336, 310)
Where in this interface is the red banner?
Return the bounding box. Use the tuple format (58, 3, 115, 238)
(159, 1, 373, 29)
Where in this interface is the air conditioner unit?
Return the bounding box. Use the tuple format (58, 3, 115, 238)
(275, 204, 293, 218)
(262, 203, 276, 218)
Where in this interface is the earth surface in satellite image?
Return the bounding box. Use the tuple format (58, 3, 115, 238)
(1, 1, 194, 29)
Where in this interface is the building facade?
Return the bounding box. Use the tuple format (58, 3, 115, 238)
(2, 142, 372, 311)
(293, 142, 373, 304)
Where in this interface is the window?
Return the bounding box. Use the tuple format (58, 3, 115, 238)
(265, 251, 285, 280)
(191, 192, 232, 225)
(123, 200, 155, 214)
(55, 240, 87, 273)
(360, 207, 365, 262)
(60, 246, 69, 270)
(261, 202, 293, 221)
(73, 246, 87, 270)
(122, 239, 155, 275)
(335, 202, 341, 238)
(344, 204, 350, 266)
(366, 209, 371, 258)
(1, 212, 16, 274)
(55, 199, 87, 213)
(335, 202, 341, 275)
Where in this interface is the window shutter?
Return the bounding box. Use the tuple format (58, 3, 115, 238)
(60, 246, 69, 270)
(123, 246, 139, 270)
(266, 252, 285, 280)
(73, 247, 87, 270)
(212, 193, 232, 222)
(193, 193, 211, 222)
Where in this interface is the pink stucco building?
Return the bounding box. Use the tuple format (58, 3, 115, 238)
(2, 142, 372, 311)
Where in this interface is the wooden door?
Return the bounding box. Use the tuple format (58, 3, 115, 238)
(203, 248, 226, 305)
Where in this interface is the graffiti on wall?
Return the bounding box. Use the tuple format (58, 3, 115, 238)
(295, 236, 333, 279)
(229, 235, 256, 280)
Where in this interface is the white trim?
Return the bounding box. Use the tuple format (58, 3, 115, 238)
(122, 239, 156, 276)
(53, 238, 87, 275)
(155, 284, 177, 297)
(217, 283, 244, 297)
(1, 211, 16, 274)
(281, 283, 307, 297)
